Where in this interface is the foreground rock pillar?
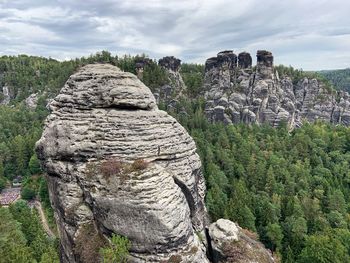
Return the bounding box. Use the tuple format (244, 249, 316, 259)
(36, 64, 209, 263)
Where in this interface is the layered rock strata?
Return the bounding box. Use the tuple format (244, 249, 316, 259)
(36, 64, 208, 263)
(204, 50, 350, 128)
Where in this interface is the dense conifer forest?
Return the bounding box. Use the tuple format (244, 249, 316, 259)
(167, 99, 350, 262)
(318, 69, 350, 93)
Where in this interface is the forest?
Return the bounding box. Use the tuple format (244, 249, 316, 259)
(318, 68, 350, 93)
(0, 52, 350, 262)
(0, 199, 58, 262)
(167, 99, 350, 263)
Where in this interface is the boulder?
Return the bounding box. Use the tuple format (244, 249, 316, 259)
(209, 219, 276, 263)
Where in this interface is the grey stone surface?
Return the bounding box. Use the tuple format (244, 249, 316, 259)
(25, 93, 39, 109)
(159, 56, 181, 72)
(209, 219, 239, 248)
(36, 64, 208, 263)
(0, 85, 11, 105)
(204, 50, 350, 129)
(209, 219, 276, 263)
(238, 52, 252, 69)
(156, 56, 187, 105)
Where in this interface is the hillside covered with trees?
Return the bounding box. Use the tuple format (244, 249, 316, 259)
(0, 200, 59, 263)
(168, 99, 350, 262)
(0, 52, 350, 262)
(318, 69, 350, 93)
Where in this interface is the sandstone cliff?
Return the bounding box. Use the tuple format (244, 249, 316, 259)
(36, 64, 208, 263)
(203, 50, 350, 128)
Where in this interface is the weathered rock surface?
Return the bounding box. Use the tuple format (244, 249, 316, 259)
(204, 50, 350, 128)
(25, 93, 39, 109)
(155, 56, 186, 105)
(238, 52, 252, 69)
(209, 219, 276, 263)
(134, 57, 153, 80)
(159, 56, 181, 72)
(133, 56, 186, 108)
(0, 85, 11, 105)
(36, 64, 208, 263)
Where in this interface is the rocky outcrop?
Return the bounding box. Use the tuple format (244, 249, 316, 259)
(25, 93, 39, 109)
(238, 52, 252, 69)
(209, 219, 276, 263)
(133, 56, 186, 108)
(204, 50, 350, 128)
(0, 85, 11, 105)
(155, 56, 186, 107)
(159, 56, 181, 72)
(134, 57, 153, 80)
(36, 64, 208, 263)
(256, 50, 274, 78)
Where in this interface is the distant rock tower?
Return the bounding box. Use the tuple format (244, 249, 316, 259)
(203, 49, 350, 128)
(256, 50, 274, 78)
(158, 56, 181, 72)
(238, 52, 252, 69)
(155, 56, 186, 105)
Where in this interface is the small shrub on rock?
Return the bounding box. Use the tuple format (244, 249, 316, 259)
(75, 223, 108, 263)
(168, 255, 182, 263)
(131, 159, 149, 171)
(100, 234, 131, 263)
(100, 158, 122, 178)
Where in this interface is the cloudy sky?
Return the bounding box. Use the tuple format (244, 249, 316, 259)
(0, 0, 349, 70)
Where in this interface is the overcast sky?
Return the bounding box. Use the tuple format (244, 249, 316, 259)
(0, 0, 349, 70)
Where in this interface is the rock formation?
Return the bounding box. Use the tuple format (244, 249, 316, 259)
(0, 85, 11, 105)
(36, 64, 208, 263)
(204, 50, 350, 128)
(133, 56, 186, 108)
(237, 52, 252, 69)
(134, 57, 153, 80)
(159, 56, 181, 72)
(155, 56, 186, 106)
(209, 219, 275, 263)
(25, 93, 39, 109)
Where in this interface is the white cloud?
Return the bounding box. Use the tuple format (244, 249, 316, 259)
(0, 0, 349, 70)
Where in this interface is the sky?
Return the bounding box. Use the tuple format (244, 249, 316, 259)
(0, 0, 349, 70)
